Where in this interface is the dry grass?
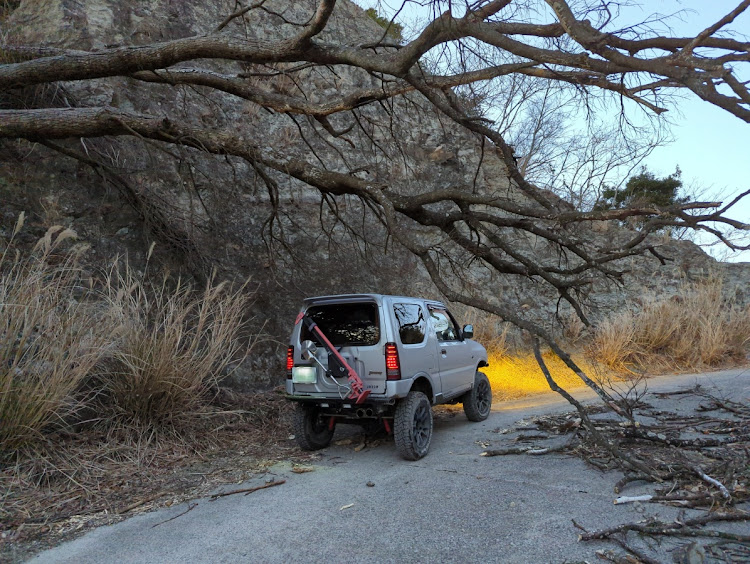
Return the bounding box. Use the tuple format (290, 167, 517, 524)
(0, 223, 268, 556)
(589, 278, 750, 372)
(459, 309, 510, 357)
(1, 214, 259, 459)
(0, 0, 19, 22)
(0, 219, 110, 454)
(0, 389, 295, 561)
(561, 310, 587, 346)
(97, 262, 256, 428)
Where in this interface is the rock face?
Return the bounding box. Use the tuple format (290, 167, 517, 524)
(1, 0, 748, 387)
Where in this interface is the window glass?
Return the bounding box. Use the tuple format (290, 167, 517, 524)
(429, 308, 459, 341)
(393, 303, 427, 344)
(301, 303, 380, 346)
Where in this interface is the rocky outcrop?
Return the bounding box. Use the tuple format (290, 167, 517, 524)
(1, 0, 747, 387)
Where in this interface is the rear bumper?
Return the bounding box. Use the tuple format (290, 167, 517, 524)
(284, 393, 395, 406)
(284, 394, 397, 419)
(285, 378, 412, 403)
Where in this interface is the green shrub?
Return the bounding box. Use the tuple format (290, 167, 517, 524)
(365, 7, 403, 42)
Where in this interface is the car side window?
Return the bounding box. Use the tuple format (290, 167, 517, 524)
(429, 308, 460, 342)
(393, 303, 427, 344)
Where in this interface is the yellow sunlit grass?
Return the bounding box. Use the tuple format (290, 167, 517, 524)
(484, 351, 600, 400)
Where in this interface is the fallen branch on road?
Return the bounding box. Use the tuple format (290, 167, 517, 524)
(208, 479, 286, 501)
(613, 495, 653, 505)
(484, 382, 750, 561)
(576, 513, 750, 543)
(693, 466, 732, 500)
(481, 444, 568, 456)
(151, 502, 198, 528)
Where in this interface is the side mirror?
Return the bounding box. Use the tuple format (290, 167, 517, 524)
(462, 324, 474, 339)
(300, 340, 318, 361)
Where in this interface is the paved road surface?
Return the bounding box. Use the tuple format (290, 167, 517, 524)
(31, 368, 750, 563)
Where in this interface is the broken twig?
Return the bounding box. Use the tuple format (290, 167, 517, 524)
(481, 443, 568, 457)
(151, 502, 197, 528)
(693, 466, 732, 500)
(613, 494, 653, 505)
(209, 479, 286, 501)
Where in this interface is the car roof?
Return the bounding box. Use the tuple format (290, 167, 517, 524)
(303, 294, 446, 308)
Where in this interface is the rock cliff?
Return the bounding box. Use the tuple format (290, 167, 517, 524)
(1, 0, 747, 386)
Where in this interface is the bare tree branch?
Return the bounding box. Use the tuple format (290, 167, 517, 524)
(1, 0, 749, 428)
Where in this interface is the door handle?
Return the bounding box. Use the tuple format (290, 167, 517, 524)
(441, 349, 447, 355)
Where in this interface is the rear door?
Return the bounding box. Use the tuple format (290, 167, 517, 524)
(427, 306, 473, 397)
(296, 300, 386, 394)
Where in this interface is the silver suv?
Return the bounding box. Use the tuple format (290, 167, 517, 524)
(285, 294, 491, 460)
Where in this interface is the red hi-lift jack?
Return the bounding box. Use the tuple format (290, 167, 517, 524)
(295, 313, 371, 404)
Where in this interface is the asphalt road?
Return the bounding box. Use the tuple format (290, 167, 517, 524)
(31, 368, 750, 563)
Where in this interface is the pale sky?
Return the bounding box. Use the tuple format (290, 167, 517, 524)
(634, 1, 750, 262)
(353, 0, 750, 262)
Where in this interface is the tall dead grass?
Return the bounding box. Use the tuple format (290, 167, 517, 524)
(1, 215, 257, 458)
(0, 218, 110, 453)
(590, 278, 750, 372)
(0, 0, 19, 22)
(98, 263, 255, 427)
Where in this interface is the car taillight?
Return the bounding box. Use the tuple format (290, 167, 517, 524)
(385, 342, 400, 380)
(286, 346, 294, 378)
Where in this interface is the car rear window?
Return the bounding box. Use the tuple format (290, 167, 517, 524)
(301, 302, 380, 346)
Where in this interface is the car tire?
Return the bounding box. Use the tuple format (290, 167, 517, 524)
(463, 371, 492, 422)
(293, 404, 334, 451)
(394, 391, 433, 460)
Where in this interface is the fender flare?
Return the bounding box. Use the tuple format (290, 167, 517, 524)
(407, 373, 437, 402)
